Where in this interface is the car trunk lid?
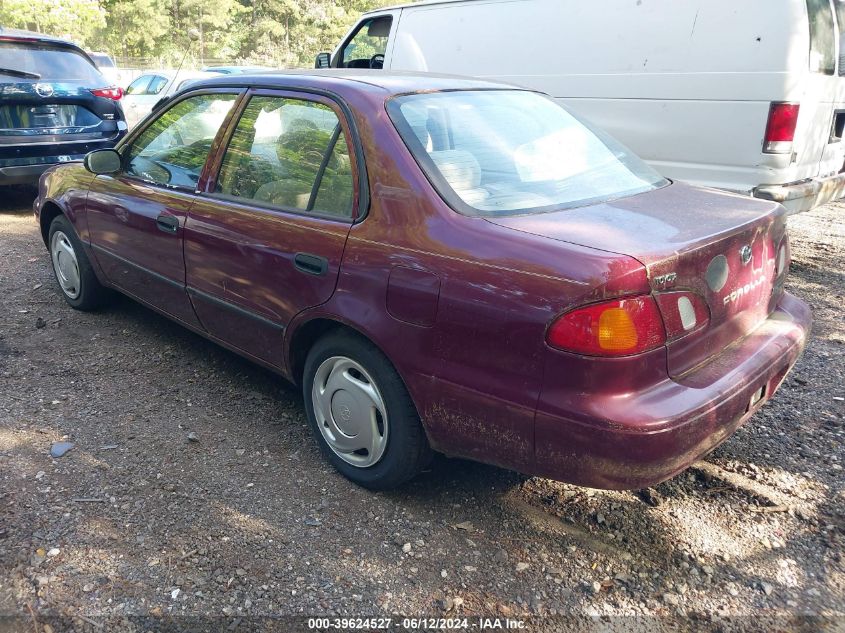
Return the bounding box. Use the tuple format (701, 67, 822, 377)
(487, 182, 788, 378)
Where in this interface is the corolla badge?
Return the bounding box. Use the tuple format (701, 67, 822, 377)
(739, 245, 753, 266)
(34, 83, 54, 98)
(723, 275, 766, 305)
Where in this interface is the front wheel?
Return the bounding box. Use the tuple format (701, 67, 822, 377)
(302, 331, 431, 490)
(48, 215, 111, 311)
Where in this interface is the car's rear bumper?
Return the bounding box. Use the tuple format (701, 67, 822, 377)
(532, 292, 812, 490)
(0, 133, 125, 186)
(0, 163, 57, 186)
(754, 171, 845, 214)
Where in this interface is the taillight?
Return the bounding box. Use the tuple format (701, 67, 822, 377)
(546, 296, 666, 357)
(763, 103, 799, 154)
(89, 86, 123, 101)
(654, 291, 710, 340)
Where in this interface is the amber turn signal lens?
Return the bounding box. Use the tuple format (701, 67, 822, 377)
(598, 307, 639, 350)
(546, 296, 666, 357)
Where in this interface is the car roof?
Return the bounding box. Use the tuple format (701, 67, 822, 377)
(187, 69, 523, 96)
(0, 27, 83, 49)
(204, 65, 266, 72)
(137, 69, 220, 80)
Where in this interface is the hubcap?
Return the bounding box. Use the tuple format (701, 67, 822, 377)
(311, 356, 388, 468)
(50, 231, 81, 300)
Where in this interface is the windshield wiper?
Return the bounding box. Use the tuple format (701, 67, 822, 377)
(0, 68, 42, 79)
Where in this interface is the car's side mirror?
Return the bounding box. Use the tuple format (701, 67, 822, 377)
(84, 149, 122, 175)
(315, 52, 331, 69)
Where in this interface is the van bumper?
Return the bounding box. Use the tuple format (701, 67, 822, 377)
(754, 171, 845, 213)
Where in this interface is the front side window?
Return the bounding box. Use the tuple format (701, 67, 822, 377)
(388, 90, 667, 217)
(339, 16, 392, 69)
(216, 96, 354, 218)
(126, 75, 152, 95)
(808, 0, 836, 74)
(124, 93, 237, 188)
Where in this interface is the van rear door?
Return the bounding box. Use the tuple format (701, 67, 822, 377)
(793, 0, 845, 181)
(823, 0, 845, 175)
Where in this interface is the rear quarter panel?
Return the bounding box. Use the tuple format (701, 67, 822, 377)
(294, 87, 648, 473)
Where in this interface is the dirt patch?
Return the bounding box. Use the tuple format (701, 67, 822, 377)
(0, 189, 843, 629)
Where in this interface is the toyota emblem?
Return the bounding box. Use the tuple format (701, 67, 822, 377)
(739, 245, 753, 266)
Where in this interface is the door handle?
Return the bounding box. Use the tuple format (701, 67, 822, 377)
(156, 214, 179, 234)
(294, 252, 328, 276)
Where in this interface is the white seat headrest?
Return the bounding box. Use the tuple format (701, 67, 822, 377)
(429, 150, 482, 192)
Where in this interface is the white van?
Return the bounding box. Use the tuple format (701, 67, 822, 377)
(319, 0, 845, 212)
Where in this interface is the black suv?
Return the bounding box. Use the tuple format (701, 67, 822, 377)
(0, 29, 127, 186)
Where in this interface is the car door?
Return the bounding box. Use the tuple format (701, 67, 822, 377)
(124, 74, 169, 127)
(122, 74, 153, 128)
(86, 90, 241, 326)
(184, 89, 360, 368)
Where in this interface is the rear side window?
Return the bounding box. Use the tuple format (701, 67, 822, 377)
(215, 96, 354, 218)
(339, 16, 392, 69)
(0, 42, 103, 83)
(807, 0, 836, 74)
(148, 76, 169, 95)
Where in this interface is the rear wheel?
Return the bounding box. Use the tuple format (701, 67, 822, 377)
(48, 215, 111, 311)
(302, 331, 431, 489)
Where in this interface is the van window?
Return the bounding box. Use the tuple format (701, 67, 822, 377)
(388, 90, 667, 217)
(834, 0, 845, 74)
(339, 16, 392, 69)
(807, 0, 836, 74)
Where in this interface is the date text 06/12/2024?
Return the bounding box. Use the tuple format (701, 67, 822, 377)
(307, 617, 527, 630)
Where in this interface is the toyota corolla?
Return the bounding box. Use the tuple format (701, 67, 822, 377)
(34, 71, 811, 490)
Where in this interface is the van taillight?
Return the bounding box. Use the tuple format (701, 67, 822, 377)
(764, 103, 799, 154)
(546, 296, 666, 357)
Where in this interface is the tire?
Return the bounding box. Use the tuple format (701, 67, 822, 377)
(48, 214, 112, 311)
(302, 331, 432, 490)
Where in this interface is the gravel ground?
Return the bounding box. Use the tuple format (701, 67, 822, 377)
(0, 187, 843, 632)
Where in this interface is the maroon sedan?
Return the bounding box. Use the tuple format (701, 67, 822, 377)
(34, 71, 811, 490)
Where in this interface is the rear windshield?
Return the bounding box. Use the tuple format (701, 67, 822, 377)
(89, 53, 116, 68)
(387, 90, 667, 217)
(0, 42, 103, 83)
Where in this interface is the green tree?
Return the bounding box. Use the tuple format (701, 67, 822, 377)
(1, 0, 404, 65)
(0, 0, 106, 46)
(98, 0, 170, 57)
